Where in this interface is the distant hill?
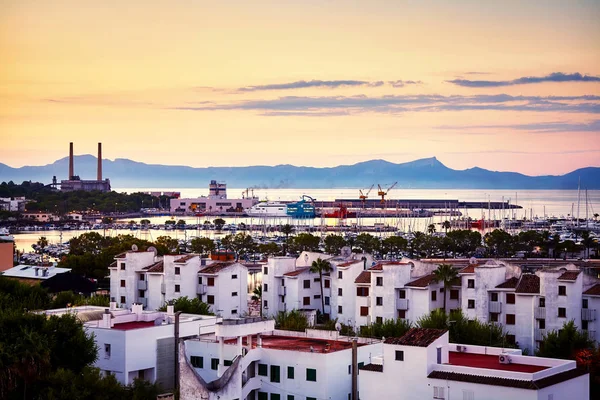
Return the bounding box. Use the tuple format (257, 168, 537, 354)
(0, 156, 598, 189)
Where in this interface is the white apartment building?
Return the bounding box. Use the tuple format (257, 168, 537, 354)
(180, 317, 381, 400)
(198, 261, 249, 318)
(0, 196, 26, 212)
(43, 303, 219, 388)
(359, 327, 589, 400)
(583, 283, 600, 344)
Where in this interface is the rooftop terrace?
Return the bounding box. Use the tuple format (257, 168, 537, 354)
(449, 352, 548, 373)
(226, 334, 363, 353)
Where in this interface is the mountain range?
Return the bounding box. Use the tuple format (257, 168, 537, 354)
(0, 156, 598, 189)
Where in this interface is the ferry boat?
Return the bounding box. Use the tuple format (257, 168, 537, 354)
(247, 202, 288, 217)
(286, 198, 316, 219)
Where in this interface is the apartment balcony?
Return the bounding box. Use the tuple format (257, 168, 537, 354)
(534, 328, 546, 341)
(137, 280, 147, 290)
(489, 301, 502, 313)
(161, 283, 166, 294)
(582, 308, 596, 321)
(534, 307, 546, 319)
(278, 286, 287, 296)
(396, 298, 409, 311)
(197, 284, 207, 295)
(137, 298, 148, 308)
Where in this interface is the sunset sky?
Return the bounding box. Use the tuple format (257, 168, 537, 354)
(1, 0, 599, 176)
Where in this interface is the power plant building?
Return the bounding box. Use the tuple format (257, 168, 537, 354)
(60, 142, 111, 192)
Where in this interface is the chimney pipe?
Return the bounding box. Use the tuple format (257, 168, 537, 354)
(97, 142, 102, 181)
(69, 142, 74, 179)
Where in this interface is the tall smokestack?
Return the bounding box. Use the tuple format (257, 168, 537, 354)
(69, 142, 74, 179)
(97, 143, 102, 181)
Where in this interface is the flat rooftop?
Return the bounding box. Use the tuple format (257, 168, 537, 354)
(112, 321, 156, 330)
(449, 352, 548, 373)
(226, 335, 363, 353)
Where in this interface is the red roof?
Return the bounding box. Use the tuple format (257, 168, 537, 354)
(143, 261, 164, 273)
(405, 274, 436, 288)
(558, 271, 580, 281)
(584, 284, 600, 296)
(496, 277, 519, 289)
(112, 321, 155, 330)
(384, 328, 446, 347)
(199, 262, 236, 274)
(515, 274, 540, 294)
(459, 265, 476, 274)
(337, 261, 361, 268)
(449, 352, 547, 373)
(225, 335, 362, 353)
(355, 271, 371, 284)
(174, 254, 197, 264)
(284, 267, 311, 277)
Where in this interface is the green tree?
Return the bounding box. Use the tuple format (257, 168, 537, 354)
(274, 310, 308, 331)
(69, 232, 112, 255)
(359, 318, 412, 339)
(252, 286, 263, 317)
(213, 218, 226, 230)
(258, 242, 280, 257)
(155, 236, 179, 253)
(190, 237, 216, 255)
(280, 224, 295, 239)
(231, 233, 256, 260)
(324, 235, 347, 255)
(581, 231, 595, 259)
(291, 233, 320, 252)
(158, 296, 213, 315)
(432, 264, 458, 314)
(536, 320, 594, 359)
(427, 223, 436, 235)
(140, 219, 151, 225)
(310, 258, 332, 315)
(381, 235, 408, 258)
(442, 220, 451, 234)
(176, 219, 186, 226)
(354, 233, 380, 255)
(484, 229, 515, 257)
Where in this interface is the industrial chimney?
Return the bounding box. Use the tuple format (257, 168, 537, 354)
(97, 142, 102, 181)
(69, 142, 74, 180)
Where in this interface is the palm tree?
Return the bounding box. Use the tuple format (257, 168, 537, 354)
(251, 286, 263, 317)
(427, 224, 436, 235)
(37, 236, 49, 264)
(310, 258, 332, 316)
(281, 224, 295, 254)
(432, 263, 458, 314)
(442, 220, 451, 234)
(581, 231, 594, 259)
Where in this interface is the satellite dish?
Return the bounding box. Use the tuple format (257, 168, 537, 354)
(154, 316, 164, 326)
(341, 246, 352, 258)
(335, 322, 342, 332)
(131, 244, 139, 251)
(148, 246, 158, 256)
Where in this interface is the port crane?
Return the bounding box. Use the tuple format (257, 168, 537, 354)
(378, 182, 398, 204)
(359, 184, 375, 208)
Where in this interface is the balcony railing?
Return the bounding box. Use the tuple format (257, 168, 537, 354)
(582, 308, 596, 321)
(489, 301, 502, 313)
(534, 328, 546, 341)
(396, 298, 409, 310)
(534, 307, 546, 319)
(197, 284, 207, 295)
(137, 280, 147, 290)
(138, 298, 148, 308)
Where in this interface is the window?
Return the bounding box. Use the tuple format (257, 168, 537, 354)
(264, 300, 268, 308)
(139, 274, 145, 281)
(120, 296, 126, 304)
(559, 285, 566, 296)
(313, 277, 320, 282)
(303, 280, 310, 289)
(376, 316, 383, 324)
(360, 306, 368, 316)
(190, 356, 203, 368)
(231, 309, 237, 314)
(431, 291, 437, 302)
(399, 289, 406, 299)
(306, 368, 317, 382)
(120, 263, 125, 270)
(539, 319, 546, 329)
(175, 284, 180, 292)
(398, 310, 406, 319)
(338, 288, 343, 296)
(264, 284, 268, 292)
(506, 293, 515, 304)
(338, 271, 343, 279)
(467, 279, 474, 289)
(271, 395, 280, 400)
(232, 292, 238, 297)
(104, 344, 111, 359)
(583, 299, 589, 309)
(583, 320, 589, 330)
(357, 287, 369, 297)
(258, 393, 268, 400)
(258, 363, 268, 376)
(376, 297, 383, 306)
(270, 365, 280, 383)
(490, 292, 498, 302)
(539, 297, 546, 307)
(314, 294, 321, 299)
(207, 295, 214, 304)
(450, 289, 459, 300)
(395, 350, 404, 361)
(198, 277, 202, 285)
(376, 277, 383, 286)
(120, 280, 126, 287)
(324, 279, 330, 289)
(207, 277, 215, 286)
(264, 267, 268, 275)
(338, 306, 343, 314)
(232, 274, 238, 279)
(468, 299, 475, 309)
(558, 307, 566, 318)
(490, 313, 498, 322)
(211, 358, 219, 370)
(138, 289, 144, 298)
(307, 398, 316, 400)
(433, 386, 445, 399)
(287, 366, 294, 379)
(303, 297, 310, 306)
(506, 314, 516, 325)
(287, 396, 294, 400)
(175, 267, 180, 275)
(506, 334, 516, 344)
(325, 297, 330, 306)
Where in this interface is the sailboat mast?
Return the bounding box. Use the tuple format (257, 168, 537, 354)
(577, 177, 581, 228)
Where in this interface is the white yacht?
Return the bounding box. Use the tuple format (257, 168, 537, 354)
(247, 202, 288, 217)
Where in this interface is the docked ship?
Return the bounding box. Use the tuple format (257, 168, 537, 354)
(322, 204, 357, 219)
(247, 196, 316, 219)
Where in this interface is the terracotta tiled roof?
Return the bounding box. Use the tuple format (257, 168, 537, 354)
(558, 271, 580, 281)
(337, 261, 361, 268)
(459, 265, 476, 274)
(496, 277, 519, 289)
(199, 262, 236, 274)
(369, 264, 383, 271)
(405, 274, 436, 288)
(143, 261, 163, 273)
(359, 363, 383, 372)
(584, 284, 600, 296)
(109, 261, 117, 269)
(428, 367, 587, 389)
(283, 267, 311, 277)
(515, 274, 540, 294)
(174, 254, 196, 264)
(115, 252, 128, 259)
(384, 328, 446, 347)
(355, 271, 371, 284)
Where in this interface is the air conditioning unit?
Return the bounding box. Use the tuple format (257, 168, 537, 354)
(456, 345, 467, 352)
(499, 354, 511, 364)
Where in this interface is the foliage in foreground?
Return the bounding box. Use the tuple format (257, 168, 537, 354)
(274, 310, 309, 332)
(158, 296, 213, 316)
